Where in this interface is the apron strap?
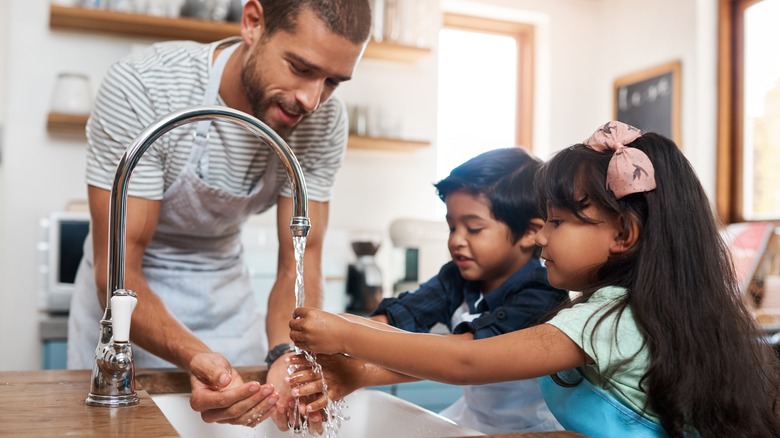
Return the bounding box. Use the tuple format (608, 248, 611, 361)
(550, 368, 584, 387)
(190, 41, 242, 172)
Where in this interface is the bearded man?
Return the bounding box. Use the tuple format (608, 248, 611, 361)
(67, 0, 371, 430)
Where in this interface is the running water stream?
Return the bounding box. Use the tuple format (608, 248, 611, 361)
(288, 235, 346, 437)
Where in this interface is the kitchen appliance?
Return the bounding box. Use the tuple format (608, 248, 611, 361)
(345, 239, 383, 315)
(389, 218, 450, 295)
(39, 211, 91, 313)
(38, 210, 91, 369)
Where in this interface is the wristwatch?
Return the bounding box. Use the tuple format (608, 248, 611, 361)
(265, 343, 294, 367)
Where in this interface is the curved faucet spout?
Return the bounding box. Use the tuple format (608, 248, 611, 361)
(87, 105, 310, 407)
(105, 105, 310, 315)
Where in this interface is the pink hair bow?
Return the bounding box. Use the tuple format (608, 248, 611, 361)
(584, 121, 656, 199)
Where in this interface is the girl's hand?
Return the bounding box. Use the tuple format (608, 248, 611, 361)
(289, 307, 350, 354)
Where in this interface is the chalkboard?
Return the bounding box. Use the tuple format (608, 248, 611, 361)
(614, 61, 681, 144)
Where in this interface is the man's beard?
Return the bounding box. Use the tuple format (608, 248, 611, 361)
(241, 60, 301, 139)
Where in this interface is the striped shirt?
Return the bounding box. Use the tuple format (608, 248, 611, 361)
(85, 39, 347, 202)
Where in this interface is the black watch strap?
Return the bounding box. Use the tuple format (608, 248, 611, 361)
(265, 343, 294, 367)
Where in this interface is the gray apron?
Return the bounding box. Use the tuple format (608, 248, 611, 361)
(68, 40, 282, 369)
(439, 380, 563, 434)
(438, 302, 563, 434)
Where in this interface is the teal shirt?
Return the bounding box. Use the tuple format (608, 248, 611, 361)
(547, 286, 658, 423)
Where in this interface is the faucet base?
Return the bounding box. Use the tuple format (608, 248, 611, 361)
(86, 393, 140, 407)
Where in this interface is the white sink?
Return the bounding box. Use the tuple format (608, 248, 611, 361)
(151, 388, 485, 438)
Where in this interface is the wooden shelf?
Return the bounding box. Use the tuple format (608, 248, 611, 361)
(49, 5, 430, 62)
(363, 40, 431, 63)
(347, 134, 429, 152)
(50, 4, 240, 43)
(44, 114, 430, 152)
(46, 112, 89, 134)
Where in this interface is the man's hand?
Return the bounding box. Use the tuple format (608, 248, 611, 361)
(264, 351, 297, 431)
(188, 352, 280, 427)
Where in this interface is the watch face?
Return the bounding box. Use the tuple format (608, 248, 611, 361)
(266, 343, 294, 365)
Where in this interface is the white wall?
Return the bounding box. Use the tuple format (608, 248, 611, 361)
(0, 0, 7, 125)
(0, 1, 159, 370)
(0, 0, 8, 289)
(0, 0, 719, 370)
(443, 0, 719, 194)
(599, 0, 718, 197)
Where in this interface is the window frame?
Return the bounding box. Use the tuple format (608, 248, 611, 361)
(442, 13, 535, 149)
(717, 0, 778, 224)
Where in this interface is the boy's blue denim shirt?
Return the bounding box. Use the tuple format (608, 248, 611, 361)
(372, 258, 569, 339)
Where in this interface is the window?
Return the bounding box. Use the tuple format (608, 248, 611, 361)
(718, 0, 780, 222)
(436, 13, 534, 180)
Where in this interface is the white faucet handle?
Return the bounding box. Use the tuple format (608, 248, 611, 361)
(111, 290, 137, 343)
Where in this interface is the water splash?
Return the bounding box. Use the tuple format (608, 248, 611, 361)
(288, 236, 347, 437)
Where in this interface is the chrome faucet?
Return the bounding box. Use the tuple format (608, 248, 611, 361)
(86, 105, 311, 407)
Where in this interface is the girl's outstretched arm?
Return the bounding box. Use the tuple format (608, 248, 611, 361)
(287, 313, 476, 413)
(290, 307, 588, 385)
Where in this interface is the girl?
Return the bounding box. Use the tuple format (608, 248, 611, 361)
(290, 121, 780, 437)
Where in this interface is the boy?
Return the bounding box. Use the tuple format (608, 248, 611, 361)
(290, 148, 568, 433)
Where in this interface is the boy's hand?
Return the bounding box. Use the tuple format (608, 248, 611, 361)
(285, 352, 363, 434)
(287, 352, 365, 413)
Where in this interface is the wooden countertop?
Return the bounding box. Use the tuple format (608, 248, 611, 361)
(0, 369, 178, 437)
(0, 368, 584, 438)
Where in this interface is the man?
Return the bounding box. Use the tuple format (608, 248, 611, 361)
(67, 0, 371, 430)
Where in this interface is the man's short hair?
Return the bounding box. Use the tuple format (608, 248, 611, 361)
(261, 0, 372, 44)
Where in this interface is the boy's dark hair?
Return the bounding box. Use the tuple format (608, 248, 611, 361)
(434, 147, 542, 248)
(260, 0, 372, 44)
(536, 133, 780, 437)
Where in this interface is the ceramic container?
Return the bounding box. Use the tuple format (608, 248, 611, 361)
(50, 73, 91, 115)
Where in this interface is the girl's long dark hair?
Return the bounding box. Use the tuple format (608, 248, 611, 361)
(536, 134, 780, 437)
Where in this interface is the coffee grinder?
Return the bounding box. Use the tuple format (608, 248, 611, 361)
(389, 218, 451, 295)
(345, 239, 383, 315)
